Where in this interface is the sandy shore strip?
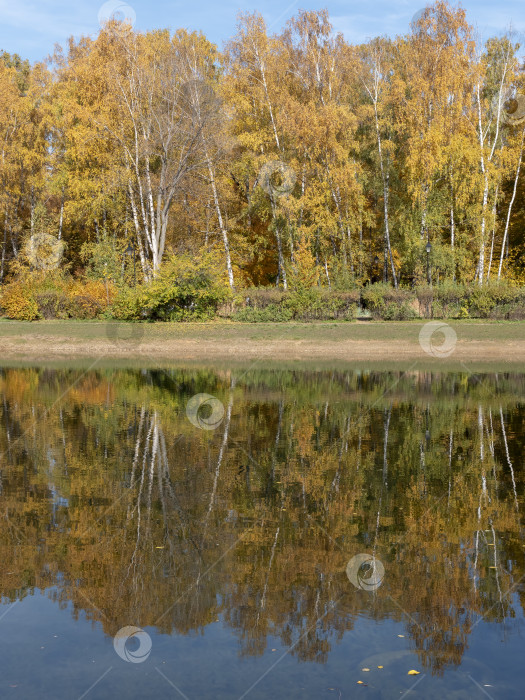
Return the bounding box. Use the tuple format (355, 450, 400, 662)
(0, 320, 523, 368)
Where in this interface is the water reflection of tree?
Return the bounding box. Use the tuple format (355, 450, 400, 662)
(0, 368, 524, 675)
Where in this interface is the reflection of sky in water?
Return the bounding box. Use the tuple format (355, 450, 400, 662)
(45, 451, 69, 524)
(1, 591, 523, 699)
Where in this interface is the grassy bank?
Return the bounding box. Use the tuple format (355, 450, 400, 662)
(0, 319, 524, 371)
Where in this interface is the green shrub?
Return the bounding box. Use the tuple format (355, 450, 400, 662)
(233, 303, 294, 322)
(111, 254, 230, 321)
(415, 285, 433, 318)
(324, 291, 360, 320)
(381, 301, 418, 320)
(416, 283, 466, 319)
(506, 304, 525, 321)
(361, 283, 416, 320)
(437, 282, 465, 309)
(110, 286, 143, 320)
(466, 282, 517, 318)
(488, 298, 525, 321)
(414, 282, 523, 319)
(284, 287, 324, 320)
(287, 289, 358, 321)
(234, 287, 359, 322)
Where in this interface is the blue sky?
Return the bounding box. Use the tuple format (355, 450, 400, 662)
(0, 0, 524, 63)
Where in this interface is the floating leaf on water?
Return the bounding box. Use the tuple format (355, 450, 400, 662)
(361, 668, 370, 671)
(408, 670, 420, 675)
(377, 665, 383, 669)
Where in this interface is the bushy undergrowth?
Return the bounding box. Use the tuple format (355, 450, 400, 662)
(232, 281, 525, 322)
(416, 282, 525, 320)
(111, 254, 231, 321)
(0, 271, 113, 320)
(232, 287, 360, 322)
(361, 283, 418, 320)
(353, 281, 525, 321)
(1, 264, 524, 322)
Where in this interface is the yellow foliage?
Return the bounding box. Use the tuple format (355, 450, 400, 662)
(2, 7, 525, 290)
(0, 274, 114, 321)
(70, 278, 115, 308)
(289, 238, 320, 289)
(0, 283, 39, 320)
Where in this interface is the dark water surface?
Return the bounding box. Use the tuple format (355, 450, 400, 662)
(1, 367, 524, 699)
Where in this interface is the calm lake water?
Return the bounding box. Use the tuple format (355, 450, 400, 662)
(0, 366, 524, 699)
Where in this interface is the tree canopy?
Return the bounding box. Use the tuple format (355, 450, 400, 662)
(0, 2, 524, 289)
